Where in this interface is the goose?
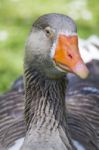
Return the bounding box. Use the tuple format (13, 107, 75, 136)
(19, 13, 90, 150)
(0, 14, 97, 150)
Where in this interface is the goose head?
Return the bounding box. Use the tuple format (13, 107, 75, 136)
(25, 13, 89, 79)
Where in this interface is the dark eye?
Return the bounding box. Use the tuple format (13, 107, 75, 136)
(45, 29, 50, 34)
(44, 27, 54, 39)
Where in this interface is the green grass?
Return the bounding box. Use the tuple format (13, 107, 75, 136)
(0, 0, 99, 93)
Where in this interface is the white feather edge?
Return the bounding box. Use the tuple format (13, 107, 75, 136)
(73, 140, 86, 150)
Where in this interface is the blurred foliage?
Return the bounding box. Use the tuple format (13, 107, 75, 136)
(0, 0, 99, 93)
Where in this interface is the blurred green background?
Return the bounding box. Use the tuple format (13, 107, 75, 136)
(0, 0, 99, 93)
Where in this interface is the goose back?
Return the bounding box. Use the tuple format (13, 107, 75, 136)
(66, 59, 99, 148)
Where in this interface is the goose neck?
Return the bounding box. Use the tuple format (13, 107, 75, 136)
(25, 69, 68, 130)
(24, 68, 75, 150)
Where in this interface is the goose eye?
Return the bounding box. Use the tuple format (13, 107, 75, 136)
(44, 27, 54, 39)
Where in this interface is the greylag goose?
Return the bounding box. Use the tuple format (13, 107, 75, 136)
(20, 13, 89, 150)
(0, 15, 97, 150)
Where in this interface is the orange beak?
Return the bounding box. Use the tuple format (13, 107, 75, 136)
(53, 34, 89, 79)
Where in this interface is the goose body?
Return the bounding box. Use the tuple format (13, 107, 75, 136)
(0, 13, 98, 150)
(66, 59, 99, 148)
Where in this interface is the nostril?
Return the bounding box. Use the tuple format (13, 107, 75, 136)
(68, 54, 73, 59)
